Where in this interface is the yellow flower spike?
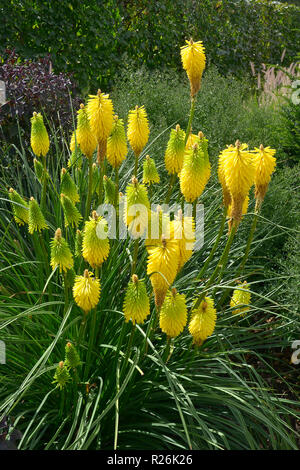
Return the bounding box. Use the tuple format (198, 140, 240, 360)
(142, 155, 160, 185)
(124, 177, 150, 238)
(164, 124, 186, 174)
(253, 145, 276, 209)
(127, 105, 149, 156)
(8, 188, 29, 226)
(28, 197, 48, 234)
(70, 131, 76, 153)
(147, 234, 179, 308)
(52, 361, 71, 390)
(107, 115, 128, 168)
(87, 89, 114, 144)
(222, 141, 255, 223)
(60, 168, 80, 204)
(227, 194, 249, 219)
(159, 288, 188, 338)
(73, 269, 100, 313)
(218, 145, 234, 209)
(230, 281, 251, 316)
(189, 296, 217, 346)
(180, 39, 206, 97)
(179, 143, 208, 202)
(76, 103, 97, 159)
(198, 131, 211, 186)
(60, 193, 82, 228)
(123, 274, 150, 325)
(185, 132, 199, 150)
(50, 228, 74, 273)
(30, 112, 50, 157)
(171, 209, 195, 273)
(82, 211, 110, 268)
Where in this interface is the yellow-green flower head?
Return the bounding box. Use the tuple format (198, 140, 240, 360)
(28, 197, 48, 234)
(82, 211, 110, 268)
(60, 193, 82, 228)
(147, 235, 179, 308)
(142, 155, 160, 184)
(127, 105, 149, 156)
(230, 281, 251, 316)
(222, 141, 255, 222)
(124, 177, 150, 238)
(30, 112, 50, 157)
(165, 124, 186, 174)
(70, 131, 76, 153)
(76, 103, 97, 159)
(179, 143, 208, 202)
(159, 288, 187, 338)
(218, 145, 233, 208)
(9, 188, 29, 226)
(103, 175, 116, 204)
(123, 274, 150, 325)
(107, 115, 128, 168)
(171, 210, 195, 273)
(253, 145, 276, 208)
(52, 361, 71, 390)
(185, 132, 199, 150)
(87, 89, 114, 143)
(65, 342, 80, 369)
(189, 296, 217, 346)
(50, 228, 74, 273)
(33, 158, 44, 182)
(60, 168, 80, 204)
(198, 131, 211, 185)
(73, 269, 100, 313)
(180, 39, 206, 97)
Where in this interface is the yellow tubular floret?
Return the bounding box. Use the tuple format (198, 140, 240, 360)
(127, 105, 149, 156)
(180, 39, 206, 97)
(189, 296, 217, 345)
(160, 289, 187, 338)
(147, 235, 179, 308)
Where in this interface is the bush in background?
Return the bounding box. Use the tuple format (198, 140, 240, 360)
(0, 51, 80, 144)
(0, 0, 299, 91)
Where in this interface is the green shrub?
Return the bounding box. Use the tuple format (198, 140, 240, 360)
(1, 0, 299, 90)
(112, 65, 286, 163)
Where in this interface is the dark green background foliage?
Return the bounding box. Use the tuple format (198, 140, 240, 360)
(1, 0, 299, 91)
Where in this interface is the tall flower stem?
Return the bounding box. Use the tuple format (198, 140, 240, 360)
(196, 207, 227, 281)
(85, 157, 93, 220)
(134, 152, 140, 177)
(84, 267, 100, 381)
(120, 323, 136, 377)
(217, 210, 259, 308)
(185, 96, 196, 145)
(40, 156, 48, 212)
(131, 239, 139, 276)
(165, 96, 196, 204)
(165, 173, 176, 204)
(114, 167, 119, 209)
(238, 210, 259, 273)
(193, 221, 238, 310)
(97, 144, 105, 205)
